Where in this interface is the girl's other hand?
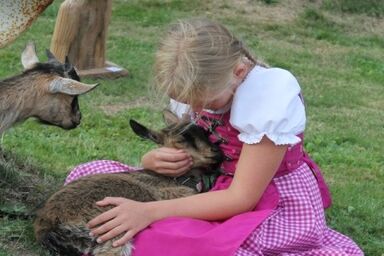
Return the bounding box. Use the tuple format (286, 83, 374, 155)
(141, 147, 193, 177)
(88, 197, 154, 247)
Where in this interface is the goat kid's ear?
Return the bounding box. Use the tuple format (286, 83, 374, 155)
(162, 109, 191, 125)
(21, 41, 39, 70)
(48, 77, 99, 95)
(129, 120, 163, 144)
(163, 109, 180, 126)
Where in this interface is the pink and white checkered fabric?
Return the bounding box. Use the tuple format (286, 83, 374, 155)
(67, 161, 363, 255)
(234, 164, 363, 256)
(64, 160, 141, 185)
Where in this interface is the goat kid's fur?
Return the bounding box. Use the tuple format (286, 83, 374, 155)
(0, 42, 98, 134)
(34, 111, 224, 256)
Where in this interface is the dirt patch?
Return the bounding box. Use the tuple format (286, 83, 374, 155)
(332, 13, 384, 36)
(208, 0, 306, 24)
(99, 96, 160, 116)
(209, 0, 384, 38)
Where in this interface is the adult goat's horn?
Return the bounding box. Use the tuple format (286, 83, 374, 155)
(0, 0, 54, 48)
(49, 77, 99, 95)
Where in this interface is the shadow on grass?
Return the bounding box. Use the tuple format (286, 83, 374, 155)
(0, 150, 60, 216)
(0, 150, 60, 255)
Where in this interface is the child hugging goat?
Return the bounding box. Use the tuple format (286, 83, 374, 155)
(63, 18, 363, 256)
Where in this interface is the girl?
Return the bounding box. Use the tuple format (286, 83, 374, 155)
(67, 18, 363, 255)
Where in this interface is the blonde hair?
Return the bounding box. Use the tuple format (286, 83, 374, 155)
(154, 18, 267, 109)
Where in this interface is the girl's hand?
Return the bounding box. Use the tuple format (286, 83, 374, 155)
(141, 147, 193, 177)
(87, 197, 154, 247)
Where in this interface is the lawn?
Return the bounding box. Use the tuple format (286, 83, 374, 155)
(0, 0, 383, 255)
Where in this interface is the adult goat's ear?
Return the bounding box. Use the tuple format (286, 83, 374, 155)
(64, 56, 73, 71)
(129, 119, 163, 144)
(21, 41, 39, 70)
(48, 77, 99, 95)
(64, 56, 81, 81)
(45, 48, 58, 62)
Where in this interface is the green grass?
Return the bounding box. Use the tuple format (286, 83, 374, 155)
(0, 0, 383, 255)
(323, 0, 384, 17)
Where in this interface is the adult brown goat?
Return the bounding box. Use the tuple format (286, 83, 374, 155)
(34, 111, 224, 256)
(0, 42, 98, 134)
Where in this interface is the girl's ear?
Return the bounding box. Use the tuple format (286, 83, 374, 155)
(233, 61, 248, 80)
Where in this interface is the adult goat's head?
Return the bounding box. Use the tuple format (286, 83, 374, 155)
(17, 42, 98, 129)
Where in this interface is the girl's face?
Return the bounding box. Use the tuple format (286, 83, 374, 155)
(192, 59, 252, 112)
(194, 84, 237, 112)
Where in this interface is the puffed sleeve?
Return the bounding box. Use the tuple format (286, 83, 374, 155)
(230, 67, 306, 145)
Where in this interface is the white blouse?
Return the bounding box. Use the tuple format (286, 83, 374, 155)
(231, 66, 306, 145)
(169, 66, 306, 146)
(169, 98, 191, 119)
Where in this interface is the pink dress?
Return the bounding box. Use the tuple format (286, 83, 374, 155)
(66, 67, 363, 255)
(66, 111, 362, 255)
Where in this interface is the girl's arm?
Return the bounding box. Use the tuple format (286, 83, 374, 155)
(88, 136, 287, 246)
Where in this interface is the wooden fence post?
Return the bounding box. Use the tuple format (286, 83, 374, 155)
(50, 0, 128, 79)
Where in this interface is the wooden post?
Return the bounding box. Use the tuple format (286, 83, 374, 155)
(50, 0, 128, 79)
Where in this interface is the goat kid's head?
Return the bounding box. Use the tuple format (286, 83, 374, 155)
(20, 42, 98, 129)
(129, 110, 224, 172)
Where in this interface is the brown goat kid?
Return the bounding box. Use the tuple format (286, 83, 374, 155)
(34, 111, 224, 256)
(0, 42, 98, 134)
